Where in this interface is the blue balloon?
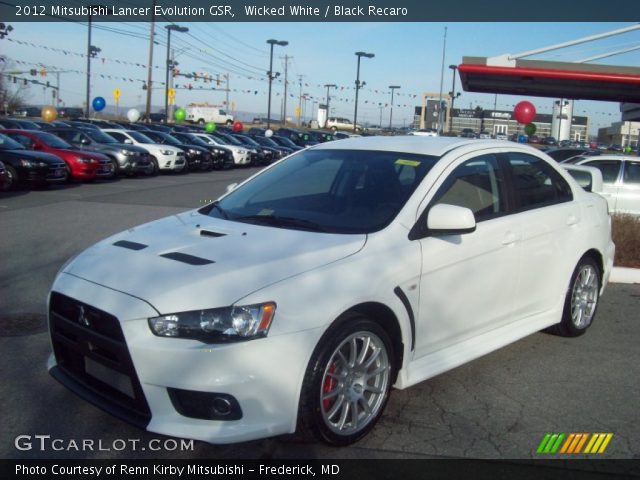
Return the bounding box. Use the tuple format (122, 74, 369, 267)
(92, 96, 106, 112)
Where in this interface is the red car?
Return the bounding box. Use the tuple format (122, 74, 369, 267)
(1, 129, 114, 181)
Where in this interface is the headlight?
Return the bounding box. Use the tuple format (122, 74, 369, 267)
(19, 159, 48, 168)
(148, 302, 276, 342)
(159, 149, 174, 156)
(78, 157, 97, 164)
(237, 149, 246, 154)
(188, 148, 200, 155)
(121, 149, 134, 156)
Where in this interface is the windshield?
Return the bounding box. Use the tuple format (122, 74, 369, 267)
(272, 136, 298, 148)
(215, 133, 244, 146)
(255, 137, 279, 147)
(86, 130, 118, 143)
(176, 133, 209, 147)
(235, 135, 259, 147)
(0, 133, 25, 150)
(202, 149, 439, 234)
(36, 132, 73, 149)
(127, 131, 155, 143)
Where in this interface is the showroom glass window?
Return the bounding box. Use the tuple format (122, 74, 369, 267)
(507, 152, 572, 211)
(431, 154, 506, 222)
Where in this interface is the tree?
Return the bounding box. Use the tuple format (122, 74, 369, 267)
(0, 57, 31, 115)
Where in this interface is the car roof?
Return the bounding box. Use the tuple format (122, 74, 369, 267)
(576, 155, 636, 162)
(310, 135, 490, 156)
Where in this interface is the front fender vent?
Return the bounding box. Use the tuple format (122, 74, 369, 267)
(113, 240, 148, 251)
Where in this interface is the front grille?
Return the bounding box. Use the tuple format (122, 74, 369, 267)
(47, 162, 67, 180)
(49, 292, 151, 424)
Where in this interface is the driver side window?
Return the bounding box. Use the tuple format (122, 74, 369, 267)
(432, 154, 506, 222)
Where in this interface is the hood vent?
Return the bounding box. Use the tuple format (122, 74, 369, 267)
(200, 230, 227, 238)
(160, 252, 215, 266)
(113, 240, 148, 251)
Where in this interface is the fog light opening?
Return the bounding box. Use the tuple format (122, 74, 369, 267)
(212, 397, 232, 416)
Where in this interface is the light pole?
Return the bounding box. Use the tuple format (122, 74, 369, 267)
(85, 15, 101, 118)
(388, 85, 400, 129)
(164, 25, 188, 123)
(353, 51, 374, 132)
(324, 84, 336, 128)
(266, 39, 288, 130)
(448, 65, 459, 133)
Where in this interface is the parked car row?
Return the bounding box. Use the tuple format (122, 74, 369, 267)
(0, 117, 347, 192)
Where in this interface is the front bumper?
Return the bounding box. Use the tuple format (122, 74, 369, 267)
(47, 273, 317, 444)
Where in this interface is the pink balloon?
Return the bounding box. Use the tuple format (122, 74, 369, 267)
(513, 101, 536, 124)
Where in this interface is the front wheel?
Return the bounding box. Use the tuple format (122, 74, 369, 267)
(547, 257, 601, 337)
(297, 315, 394, 445)
(2, 165, 19, 191)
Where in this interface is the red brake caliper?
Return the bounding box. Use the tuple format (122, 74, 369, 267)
(322, 363, 337, 410)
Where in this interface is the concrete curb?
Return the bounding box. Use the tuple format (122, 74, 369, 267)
(610, 267, 640, 284)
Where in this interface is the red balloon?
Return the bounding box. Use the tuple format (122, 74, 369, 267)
(513, 101, 536, 124)
(232, 121, 243, 133)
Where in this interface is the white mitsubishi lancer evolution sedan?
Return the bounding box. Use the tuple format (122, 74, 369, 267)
(47, 136, 615, 446)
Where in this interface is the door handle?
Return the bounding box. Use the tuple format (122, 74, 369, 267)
(567, 214, 579, 226)
(502, 231, 519, 246)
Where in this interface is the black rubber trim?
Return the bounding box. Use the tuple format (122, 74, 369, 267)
(49, 366, 151, 430)
(160, 252, 214, 265)
(394, 287, 415, 351)
(113, 240, 148, 251)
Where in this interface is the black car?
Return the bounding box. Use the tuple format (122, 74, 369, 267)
(13, 106, 42, 118)
(270, 135, 303, 152)
(111, 122, 152, 132)
(232, 134, 276, 165)
(170, 132, 235, 170)
(142, 130, 213, 171)
(46, 127, 152, 176)
(0, 133, 67, 190)
(0, 160, 7, 190)
(0, 118, 42, 130)
(276, 128, 319, 148)
(542, 136, 557, 146)
(545, 148, 601, 163)
(306, 130, 335, 143)
(248, 134, 295, 158)
(72, 118, 121, 129)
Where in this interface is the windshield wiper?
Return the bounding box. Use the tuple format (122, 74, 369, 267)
(200, 201, 228, 219)
(234, 214, 327, 232)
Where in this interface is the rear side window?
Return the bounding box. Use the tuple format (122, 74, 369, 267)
(582, 159, 622, 184)
(623, 161, 640, 185)
(507, 153, 572, 211)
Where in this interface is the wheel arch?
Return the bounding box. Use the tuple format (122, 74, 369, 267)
(580, 248, 604, 287)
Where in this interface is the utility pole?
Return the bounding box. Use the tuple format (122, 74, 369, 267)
(297, 74, 303, 127)
(281, 55, 291, 126)
(225, 73, 230, 111)
(144, 0, 156, 123)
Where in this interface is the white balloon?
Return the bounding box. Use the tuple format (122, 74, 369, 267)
(127, 108, 141, 123)
(265, 129, 274, 138)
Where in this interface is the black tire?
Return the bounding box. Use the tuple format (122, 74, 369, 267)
(547, 256, 601, 337)
(149, 157, 160, 176)
(297, 314, 394, 446)
(197, 119, 205, 125)
(110, 158, 119, 176)
(2, 165, 19, 191)
(226, 120, 233, 126)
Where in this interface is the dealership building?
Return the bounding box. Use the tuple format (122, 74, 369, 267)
(414, 99, 589, 141)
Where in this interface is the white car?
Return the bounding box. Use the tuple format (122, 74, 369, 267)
(326, 117, 361, 132)
(102, 129, 186, 173)
(565, 154, 640, 215)
(48, 137, 614, 446)
(408, 129, 438, 137)
(189, 132, 252, 166)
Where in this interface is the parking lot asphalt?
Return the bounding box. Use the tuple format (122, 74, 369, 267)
(0, 169, 638, 461)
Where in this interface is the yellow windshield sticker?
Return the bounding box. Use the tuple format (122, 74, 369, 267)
(395, 159, 421, 167)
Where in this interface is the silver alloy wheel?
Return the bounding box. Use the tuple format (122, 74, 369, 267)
(320, 331, 390, 436)
(570, 264, 599, 329)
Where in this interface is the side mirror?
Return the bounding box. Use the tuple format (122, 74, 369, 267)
(80, 137, 90, 145)
(124, 139, 133, 144)
(226, 182, 238, 193)
(561, 165, 603, 193)
(427, 204, 476, 235)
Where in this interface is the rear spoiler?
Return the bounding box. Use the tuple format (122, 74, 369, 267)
(562, 165, 603, 193)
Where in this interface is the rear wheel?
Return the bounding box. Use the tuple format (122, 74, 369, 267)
(547, 257, 601, 337)
(297, 315, 394, 445)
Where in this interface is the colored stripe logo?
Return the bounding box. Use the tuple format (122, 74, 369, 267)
(537, 433, 613, 454)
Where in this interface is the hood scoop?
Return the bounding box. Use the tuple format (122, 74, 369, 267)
(160, 252, 215, 266)
(113, 240, 148, 251)
(200, 230, 227, 238)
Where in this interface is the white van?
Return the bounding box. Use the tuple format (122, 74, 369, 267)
(185, 105, 234, 125)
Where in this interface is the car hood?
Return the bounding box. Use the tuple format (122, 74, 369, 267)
(64, 210, 366, 315)
(4, 149, 64, 164)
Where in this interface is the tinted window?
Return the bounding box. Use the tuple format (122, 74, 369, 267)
(508, 153, 572, 210)
(623, 161, 640, 185)
(432, 154, 505, 222)
(6, 134, 35, 148)
(582, 160, 622, 184)
(205, 149, 438, 234)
